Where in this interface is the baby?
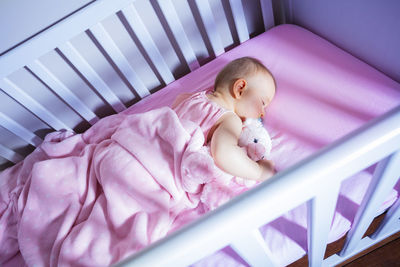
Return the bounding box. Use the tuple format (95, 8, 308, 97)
(173, 57, 276, 182)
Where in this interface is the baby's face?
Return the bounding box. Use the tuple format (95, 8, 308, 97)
(236, 72, 275, 119)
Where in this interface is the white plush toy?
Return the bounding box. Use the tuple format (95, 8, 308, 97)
(238, 118, 272, 161)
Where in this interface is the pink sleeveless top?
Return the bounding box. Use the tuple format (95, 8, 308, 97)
(173, 89, 230, 142)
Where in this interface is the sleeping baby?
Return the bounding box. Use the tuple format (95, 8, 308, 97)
(173, 56, 276, 181)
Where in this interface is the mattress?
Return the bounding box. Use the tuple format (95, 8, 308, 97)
(124, 24, 400, 266)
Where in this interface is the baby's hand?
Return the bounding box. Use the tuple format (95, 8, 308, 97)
(258, 159, 275, 181)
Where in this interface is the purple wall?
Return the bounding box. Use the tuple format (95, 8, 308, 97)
(281, 0, 400, 83)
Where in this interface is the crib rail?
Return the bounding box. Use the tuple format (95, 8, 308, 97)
(116, 105, 400, 267)
(0, 0, 274, 168)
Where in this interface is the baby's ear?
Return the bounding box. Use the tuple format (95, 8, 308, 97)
(233, 78, 247, 98)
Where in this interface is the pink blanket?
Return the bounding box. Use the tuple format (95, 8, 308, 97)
(0, 107, 248, 266)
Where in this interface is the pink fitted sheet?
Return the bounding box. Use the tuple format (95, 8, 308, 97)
(125, 24, 400, 266)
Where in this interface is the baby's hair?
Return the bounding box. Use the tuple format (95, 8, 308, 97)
(214, 56, 276, 91)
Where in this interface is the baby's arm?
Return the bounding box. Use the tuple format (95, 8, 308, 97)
(210, 113, 274, 181)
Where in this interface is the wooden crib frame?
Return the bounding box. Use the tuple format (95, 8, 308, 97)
(1, 0, 399, 266)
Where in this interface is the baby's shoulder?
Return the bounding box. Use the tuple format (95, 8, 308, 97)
(207, 112, 242, 142)
(216, 112, 242, 131)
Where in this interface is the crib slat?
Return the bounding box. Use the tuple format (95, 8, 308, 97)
(340, 150, 400, 257)
(194, 0, 225, 56)
(260, 0, 275, 29)
(324, 221, 400, 267)
(0, 112, 42, 147)
(229, 0, 249, 43)
(0, 144, 23, 164)
(27, 60, 100, 125)
(231, 229, 276, 267)
(156, 0, 200, 71)
(89, 23, 150, 99)
(58, 42, 126, 113)
(371, 194, 400, 239)
(0, 78, 71, 131)
(308, 182, 341, 267)
(121, 4, 175, 85)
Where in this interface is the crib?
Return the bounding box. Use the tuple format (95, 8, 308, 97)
(1, 0, 400, 266)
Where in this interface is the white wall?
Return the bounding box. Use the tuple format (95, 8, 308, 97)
(280, 0, 400, 83)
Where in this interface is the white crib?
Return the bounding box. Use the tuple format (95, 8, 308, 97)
(1, 0, 399, 266)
